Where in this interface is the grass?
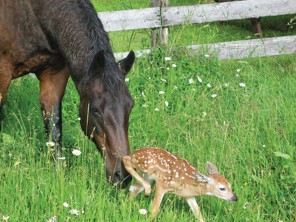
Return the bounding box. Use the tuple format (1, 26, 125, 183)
(0, 1, 295, 221)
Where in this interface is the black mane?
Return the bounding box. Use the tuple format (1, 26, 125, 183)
(33, 0, 124, 94)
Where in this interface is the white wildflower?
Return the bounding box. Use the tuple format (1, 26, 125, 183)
(239, 83, 246, 88)
(142, 104, 148, 108)
(154, 108, 160, 111)
(224, 83, 229, 87)
(202, 112, 207, 118)
(165, 101, 169, 107)
(197, 76, 202, 83)
(166, 67, 170, 70)
(236, 68, 241, 73)
(207, 83, 211, 88)
(138, 208, 148, 215)
(189, 78, 194, 84)
(13, 161, 21, 166)
(141, 91, 146, 97)
(46, 216, 56, 222)
(172, 64, 177, 68)
(160, 78, 167, 83)
(211, 94, 218, 98)
(204, 54, 210, 58)
(77, 117, 81, 121)
(164, 57, 171, 61)
(46, 141, 55, 147)
(2, 216, 10, 221)
(125, 78, 129, 82)
(72, 149, 82, 156)
(68, 209, 79, 216)
(159, 91, 165, 95)
(63, 202, 69, 208)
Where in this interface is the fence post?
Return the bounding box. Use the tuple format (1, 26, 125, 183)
(151, 0, 169, 47)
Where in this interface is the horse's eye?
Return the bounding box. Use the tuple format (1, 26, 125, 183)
(91, 108, 101, 117)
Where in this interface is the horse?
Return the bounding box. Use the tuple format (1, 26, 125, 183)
(0, 0, 135, 188)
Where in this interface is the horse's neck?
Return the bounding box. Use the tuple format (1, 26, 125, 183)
(32, 0, 114, 76)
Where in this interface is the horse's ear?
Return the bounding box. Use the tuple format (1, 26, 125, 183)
(89, 50, 105, 73)
(118, 51, 135, 75)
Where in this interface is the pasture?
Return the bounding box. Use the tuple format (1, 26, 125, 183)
(0, 0, 295, 221)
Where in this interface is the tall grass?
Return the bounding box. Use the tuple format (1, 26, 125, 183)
(0, 1, 295, 221)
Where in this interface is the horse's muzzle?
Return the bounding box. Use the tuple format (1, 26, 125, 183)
(110, 168, 132, 189)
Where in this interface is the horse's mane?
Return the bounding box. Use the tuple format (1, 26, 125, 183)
(55, 0, 126, 95)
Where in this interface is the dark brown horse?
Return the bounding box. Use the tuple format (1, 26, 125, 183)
(0, 0, 135, 188)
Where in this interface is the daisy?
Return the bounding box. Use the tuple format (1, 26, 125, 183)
(46, 216, 56, 222)
(72, 149, 82, 156)
(46, 141, 55, 147)
(239, 83, 246, 88)
(138, 208, 148, 215)
(68, 209, 79, 216)
(2, 216, 9, 221)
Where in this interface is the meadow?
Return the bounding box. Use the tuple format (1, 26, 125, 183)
(0, 0, 295, 221)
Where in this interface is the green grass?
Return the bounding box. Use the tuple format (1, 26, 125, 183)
(0, 1, 295, 221)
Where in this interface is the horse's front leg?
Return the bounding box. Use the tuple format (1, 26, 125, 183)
(37, 66, 69, 158)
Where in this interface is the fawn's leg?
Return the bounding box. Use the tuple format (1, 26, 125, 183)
(186, 197, 204, 222)
(123, 156, 152, 196)
(129, 173, 155, 198)
(37, 65, 69, 158)
(151, 182, 166, 220)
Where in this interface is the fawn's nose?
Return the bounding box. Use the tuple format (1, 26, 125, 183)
(231, 194, 238, 202)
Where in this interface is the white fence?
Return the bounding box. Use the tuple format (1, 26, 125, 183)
(97, 0, 296, 60)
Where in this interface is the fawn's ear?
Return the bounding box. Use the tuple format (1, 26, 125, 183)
(194, 172, 210, 183)
(206, 162, 219, 175)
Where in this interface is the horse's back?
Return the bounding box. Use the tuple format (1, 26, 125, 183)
(0, 0, 61, 78)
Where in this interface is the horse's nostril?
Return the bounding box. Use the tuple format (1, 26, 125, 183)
(114, 171, 121, 179)
(112, 170, 132, 189)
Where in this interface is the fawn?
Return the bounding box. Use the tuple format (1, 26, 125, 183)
(123, 147, 237, 221)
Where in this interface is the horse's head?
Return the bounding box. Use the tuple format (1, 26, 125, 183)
(79, 50, 135, 188)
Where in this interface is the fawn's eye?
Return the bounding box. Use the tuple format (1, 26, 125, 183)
(219, 187, 226, 191)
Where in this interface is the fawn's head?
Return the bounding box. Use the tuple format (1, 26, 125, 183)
(195, 162, 238, 202)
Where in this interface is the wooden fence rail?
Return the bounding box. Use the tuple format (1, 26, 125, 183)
(97, 0, 296, 60)
(98, 0, 296, 32)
